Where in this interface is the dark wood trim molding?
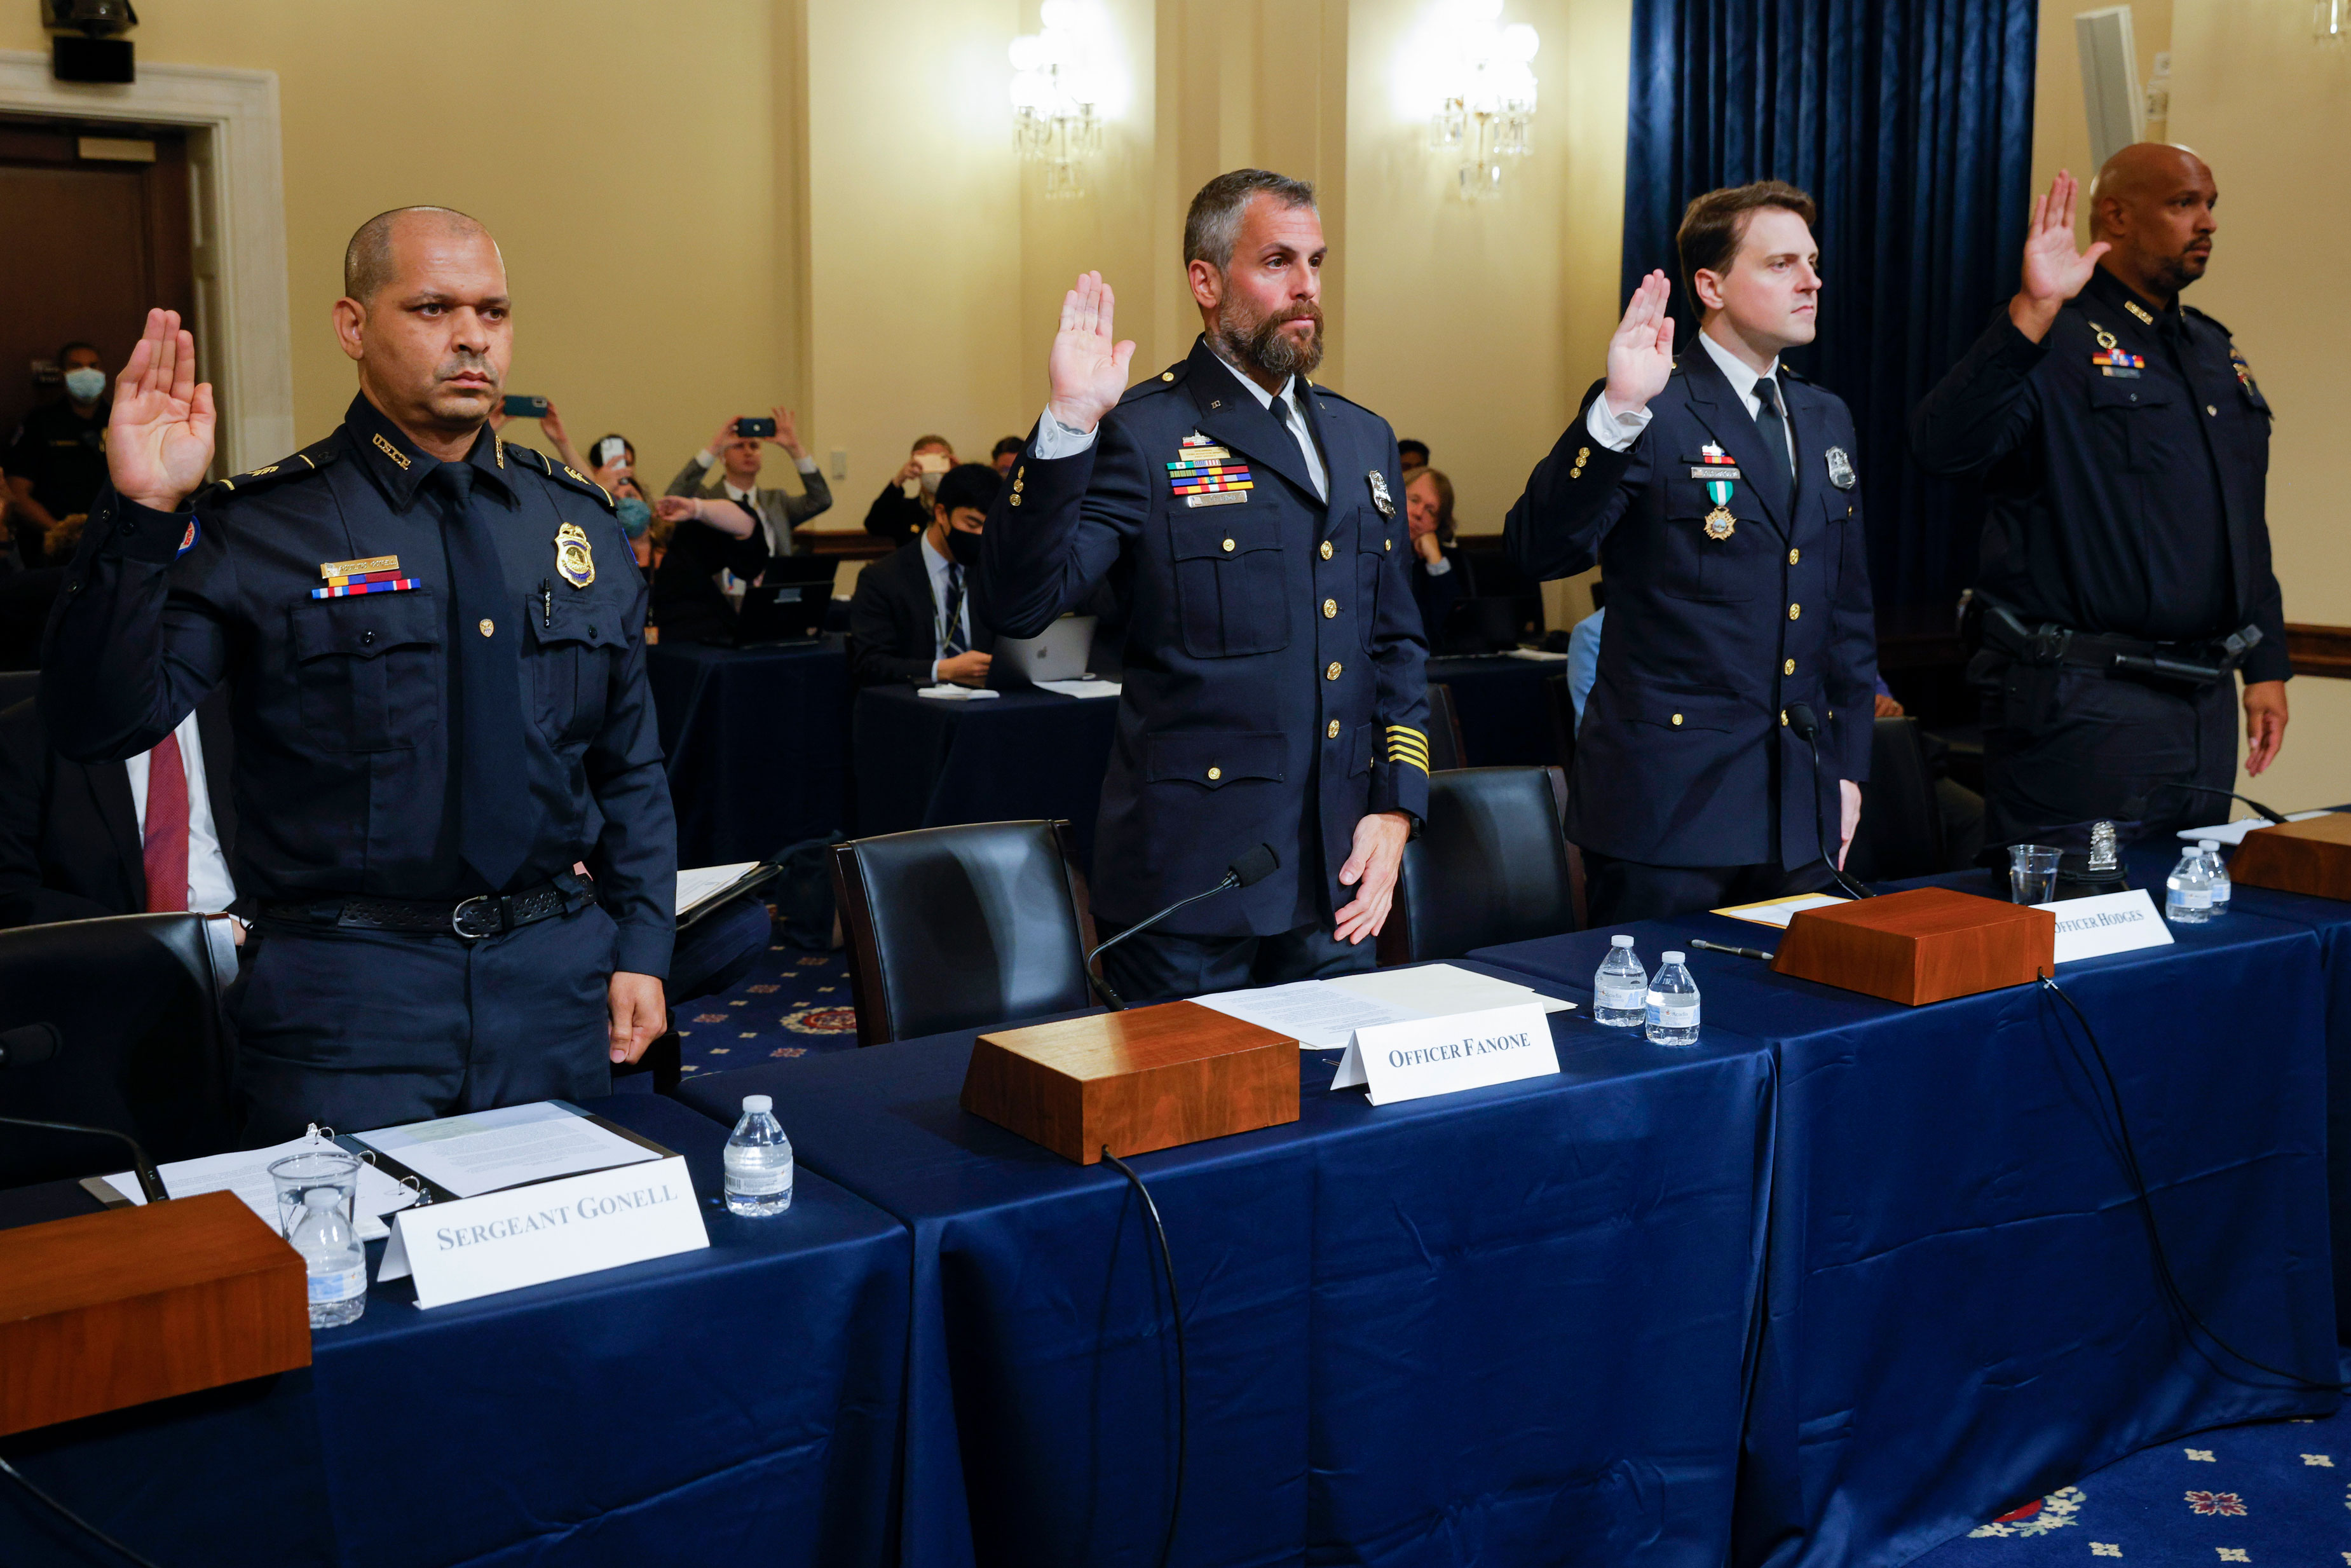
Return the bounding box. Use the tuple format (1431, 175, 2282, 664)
(2287, 624, 2351, 679)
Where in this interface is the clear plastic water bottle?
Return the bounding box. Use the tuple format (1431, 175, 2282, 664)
(289, 1186, 367, 1328)
(1645, 951, 1701, 1047)
(2165, 846, 2215, 925)
(1593, 935, 1648, 1028)
(2198, 838, 2230, 917)
(724, 1094, 794, 1217)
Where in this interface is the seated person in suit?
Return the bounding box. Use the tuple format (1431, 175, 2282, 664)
(1404, 466, 1466, 648)
(863, 433, 955, 542)
(667, 409, 833, 557)
(0, 685, 241, 955)
(848, 462, 1001, 687)
(648, 489, 771, 644)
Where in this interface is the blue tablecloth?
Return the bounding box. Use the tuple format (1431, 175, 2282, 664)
(852, 686, 1119, 862)
(1470, 901, 2339, 1568)
(646, 638, 848, 863)
(676, 974, 1775, 1568)
(0, 1094, 910, 1568)
(1426, 655, 1564, 767)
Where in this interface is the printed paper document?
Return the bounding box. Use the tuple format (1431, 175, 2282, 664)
(351, 1101, 658, 1200)
(104, 1129, 418, 1241)
(1193, 965, 1572, 1050)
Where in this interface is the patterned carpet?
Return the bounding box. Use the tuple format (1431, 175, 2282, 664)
(1917, 1377, 2351, 1566)
(674, 918, 860, 1076)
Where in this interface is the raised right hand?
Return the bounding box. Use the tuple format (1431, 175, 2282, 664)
(2011, 170, 2109, 341)
(937, 650, 993, 687)
(1601, 271, 1676, 419)
(1045, 271, 1136, 435)
(111, 308, 216, 513)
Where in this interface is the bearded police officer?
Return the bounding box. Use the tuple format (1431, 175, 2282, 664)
(43, 207, 674, 1140)
(982, 169, 1430, 1003)
(1506, 181, 1876, 924)
(1913, 151, 2288, 841)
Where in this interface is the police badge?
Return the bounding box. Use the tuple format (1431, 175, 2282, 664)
(1368, 469, 1395, 518)
(1698, 442, 1737, 540)
(555, 522, 596, 589)
(1824, 446, 1857, 491)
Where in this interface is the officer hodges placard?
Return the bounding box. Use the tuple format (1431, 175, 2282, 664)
(1330, 1003, 1560, 1107)
(378, 1156, 710, 1308)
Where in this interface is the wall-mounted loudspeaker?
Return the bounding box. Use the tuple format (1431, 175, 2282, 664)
(2075, 6, 2145, 169)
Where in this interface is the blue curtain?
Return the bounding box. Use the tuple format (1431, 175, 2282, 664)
(1621, 0, 2038, 623)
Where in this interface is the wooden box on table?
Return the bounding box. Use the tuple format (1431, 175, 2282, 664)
(2227, 813, 2351, 901)
(1769, 885, 2055, 1006)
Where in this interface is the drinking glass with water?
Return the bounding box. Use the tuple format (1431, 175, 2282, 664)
(268, 1150, 367, 1329)
(2008, 845, 2060, 904)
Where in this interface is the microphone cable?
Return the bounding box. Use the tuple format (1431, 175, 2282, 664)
(1102, 1148, 1187, 1568)
(1782, 704, 1872, 903)
(2035, 971, 2346, 1394)
(0, 1454, 163, 1568)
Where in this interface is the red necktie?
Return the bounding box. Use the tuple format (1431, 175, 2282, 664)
(142, 732, 190, 913)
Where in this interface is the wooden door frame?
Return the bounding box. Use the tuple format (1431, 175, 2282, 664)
(0, 52, 291, 473)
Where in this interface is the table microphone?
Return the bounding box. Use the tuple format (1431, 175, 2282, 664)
(1783, 704, 1874, 902)
(0, 1025, 169, 1201)
(1086, 844, 1281, 1011)
(2128, 781, 2289, 826)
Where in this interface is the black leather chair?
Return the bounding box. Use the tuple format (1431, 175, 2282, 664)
(0, 668, 36, 712)
(831, 820, 1097, 1047)
(0, 912, 236, 1186)
(1379, 767, 1584, 965)
(1844, 716, 1946, 883)
(1424, 683, 1468, 772)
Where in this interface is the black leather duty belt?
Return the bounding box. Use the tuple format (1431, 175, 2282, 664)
(263, 877, 589, 940)
(1980, 601, 2262, 688)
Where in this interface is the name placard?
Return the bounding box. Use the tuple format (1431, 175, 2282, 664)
(2034, 888, 2175, 965)
(1329, 1003, 1558, 1107)
(377, 1156, 709, 1309)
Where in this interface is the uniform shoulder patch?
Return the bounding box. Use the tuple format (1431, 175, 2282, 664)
(510, 444, 616, 510)
(1117, 362, 1188, 406)
(195, 438, 339, 505)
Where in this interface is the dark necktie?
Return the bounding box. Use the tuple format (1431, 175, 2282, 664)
(1752, 374, 1793, 481)
(428, 462, 530, 892)
(142, 731, 189, 912)
(940, 561, 969, 658)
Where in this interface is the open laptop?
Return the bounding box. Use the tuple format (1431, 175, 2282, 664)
(989, 613, 1096, 688)
(733, 580, 828, 647)
(760, 554, 838, 587)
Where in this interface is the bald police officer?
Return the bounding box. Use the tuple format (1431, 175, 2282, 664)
(44, 207, 674, 1140)
(983, 169, 1431, 1002)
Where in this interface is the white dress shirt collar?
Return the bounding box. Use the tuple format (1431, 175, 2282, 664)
(1696, 327, 1782, 423)
(1206, 345, 1329, 502)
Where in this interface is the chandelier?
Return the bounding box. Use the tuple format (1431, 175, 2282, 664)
(1425, 0, 1540, 196)
(2322, 0, 2348, 44)
(1009, 0, 1108, 199)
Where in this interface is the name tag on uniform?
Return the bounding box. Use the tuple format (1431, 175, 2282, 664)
(1687, 465, 1742, 481)
(311, 555, 419, 599)
(1329, 1002, 1558, 1106)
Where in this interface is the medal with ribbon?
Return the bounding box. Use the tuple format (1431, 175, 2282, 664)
(1698, 442, 1738, 540)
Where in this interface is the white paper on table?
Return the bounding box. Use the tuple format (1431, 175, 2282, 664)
(102, 1129, 418, 1242)
(675, 861, 760, 917)
(1503, 648, 1571, 662)
(916, 685, 1001, 701)
(1326, 963, 1574, 1017)
(351, 1101, 659, 1200)
(2033, 887, 2174, 964)
(1328, 1002, 1560, 1106)
(1035, 679, 1123, 699)
(2176, 811, 2333, 846)
(1190, 980, 1426, 1049)
(1714, 892, 1848, 929)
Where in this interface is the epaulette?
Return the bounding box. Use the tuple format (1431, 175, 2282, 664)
(195, 438, 339, 505)
(1119, 360, 1189, 406)
(1779, 362, 1809, 382)
(507, 442, 616, 510)
(1299, 376, 1370, 412)
(2181, 303, 2233, 337)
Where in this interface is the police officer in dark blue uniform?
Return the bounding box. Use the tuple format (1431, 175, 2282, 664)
(1506, 181, 1876, 925)
(1912, 151, 2289, 843)
(982, 169, 1430, 1003)
(43, 207, 674, 1141)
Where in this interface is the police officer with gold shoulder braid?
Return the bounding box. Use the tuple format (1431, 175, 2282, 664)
(43, 206, 675, 1142)
(982, 169, 1431, 1003)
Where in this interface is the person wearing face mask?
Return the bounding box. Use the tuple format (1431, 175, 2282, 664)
(848, 461, 1000, 687)
(583, 433, 657, 571)
(864, 433, 956, 542)
(983, 169, 1431, 1002)
(4, 342, 114, 567)
(1505, 180, 1877, 925)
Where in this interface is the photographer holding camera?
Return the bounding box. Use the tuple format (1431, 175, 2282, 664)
(667, 406, 832, 556)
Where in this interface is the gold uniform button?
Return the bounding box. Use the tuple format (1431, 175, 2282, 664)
(1221, 538, 1235, 552)
(1010, 494, 1021, 506)
(1319, 540, 1333, 560)
(2205, 404, 2218, 416)
(1326, 719, 1341, 739)
(1322, 599, 1338, 618)
(1789, 548, 1800, 564)
(1670, 713, 1684, 726)
(478, 618, 494, 637)
(1325, 661, 1343, 680)
(1578, 447, 1591, 461)
(1161, 371, 1175, 381)
(1788, 603, 1801, 620)
(1384, 538, 1393, 550)
(1783, 658, 1796, 676)
(1780, 709, 1789, 726)
(1207, 767, 1222, 781)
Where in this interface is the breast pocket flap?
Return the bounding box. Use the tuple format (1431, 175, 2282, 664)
(290, 591, 440, 662)
(1145, 730, 1287, 788)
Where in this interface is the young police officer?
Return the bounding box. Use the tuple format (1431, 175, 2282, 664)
(1913, 151, 2288, 842)
(43, 207, 674, 1141)
(1506, 181, 1876, 924)
(983, 170, 1431, 1003)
